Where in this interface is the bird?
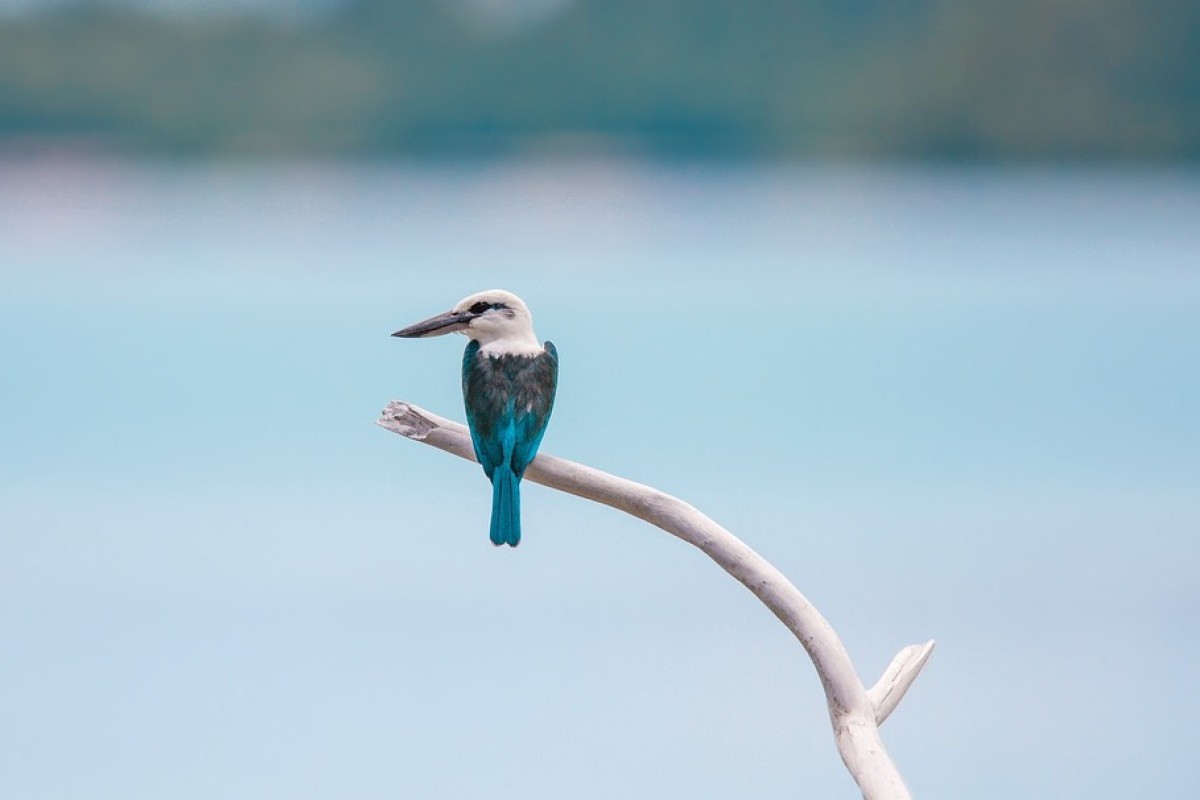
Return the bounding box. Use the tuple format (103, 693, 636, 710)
(392, 290, 558, 547)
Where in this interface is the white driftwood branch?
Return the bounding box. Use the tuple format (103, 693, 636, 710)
(868, 641, 937, 726)
(378, 401, 934, 800)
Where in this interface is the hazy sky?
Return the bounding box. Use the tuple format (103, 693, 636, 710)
(2, 158, 1198, 798)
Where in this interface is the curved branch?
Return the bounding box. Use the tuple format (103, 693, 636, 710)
(378, 401, 933, 799)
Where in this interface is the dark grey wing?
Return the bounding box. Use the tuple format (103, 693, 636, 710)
(510, 342, 558, 476)
(462, 340, 502, 478)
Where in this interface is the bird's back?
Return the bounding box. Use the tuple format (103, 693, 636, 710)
(462, 340, 558, 478)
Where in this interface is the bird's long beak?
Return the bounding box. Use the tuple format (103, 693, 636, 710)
(391, 309, 473, 338)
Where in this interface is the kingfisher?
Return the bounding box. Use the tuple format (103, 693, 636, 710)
(392, 290, 558, 547)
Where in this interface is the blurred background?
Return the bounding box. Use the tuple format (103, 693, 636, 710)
(2, 0, 1199, 158)
(2, 2, 1198, 799)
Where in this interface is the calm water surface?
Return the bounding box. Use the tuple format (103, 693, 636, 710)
(1, 159, 1197, 799)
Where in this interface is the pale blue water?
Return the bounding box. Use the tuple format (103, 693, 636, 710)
(1, 158, 1198, 798)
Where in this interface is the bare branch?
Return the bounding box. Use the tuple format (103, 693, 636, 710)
(378, 400, 934, 799)
(869, 640, 937, 726)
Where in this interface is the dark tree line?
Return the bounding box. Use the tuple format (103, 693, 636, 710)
(1, 0, 1196, 159)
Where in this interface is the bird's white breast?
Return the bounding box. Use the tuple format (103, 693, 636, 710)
(478, 338, 544, 358)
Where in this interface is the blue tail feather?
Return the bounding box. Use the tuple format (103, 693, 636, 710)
(489, 469, 521, 547)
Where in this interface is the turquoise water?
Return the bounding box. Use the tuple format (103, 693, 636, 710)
(2, 159, 1198, 798)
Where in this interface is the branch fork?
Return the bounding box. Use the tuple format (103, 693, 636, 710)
(378, 400, 934, 799)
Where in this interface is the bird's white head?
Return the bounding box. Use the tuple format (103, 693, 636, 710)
(392, 289, 541, 353)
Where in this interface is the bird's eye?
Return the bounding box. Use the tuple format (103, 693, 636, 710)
(469, 301, 491, 315)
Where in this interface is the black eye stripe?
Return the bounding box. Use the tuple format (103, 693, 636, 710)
(468, 301, 509, 315)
